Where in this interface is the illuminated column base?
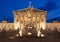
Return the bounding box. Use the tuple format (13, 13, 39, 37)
(37, 31, 45, 37)
(19, 30, 22, 37)
(41, 34, 45, 37)
(37, 31, 41, 37)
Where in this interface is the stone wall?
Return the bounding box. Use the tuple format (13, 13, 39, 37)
(0, 23, 14, 31)
(46, 23, 60, 32)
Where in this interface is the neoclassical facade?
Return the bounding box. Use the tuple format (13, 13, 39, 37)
(13, 7, 47, 36)
(0, 4, 60, 36)
(14, 7, 46, 31)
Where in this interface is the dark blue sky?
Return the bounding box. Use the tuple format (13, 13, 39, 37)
(0, 0, 60, 22)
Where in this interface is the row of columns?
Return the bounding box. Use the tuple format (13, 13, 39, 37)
(14, 11, 46, 37)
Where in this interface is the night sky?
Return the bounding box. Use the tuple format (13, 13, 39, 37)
(0, 0, 60, 23)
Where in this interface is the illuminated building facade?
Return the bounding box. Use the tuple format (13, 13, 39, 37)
(0, 2, 60, 37)
(13, 6, 46, 36)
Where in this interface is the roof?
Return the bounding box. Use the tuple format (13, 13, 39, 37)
(13, 7, 47, 13)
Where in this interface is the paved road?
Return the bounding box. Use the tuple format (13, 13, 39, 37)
(0, 37, 60, 42)
(0, 29, 60, 42)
